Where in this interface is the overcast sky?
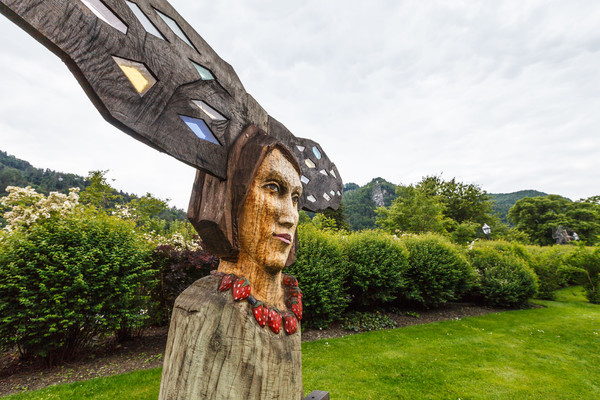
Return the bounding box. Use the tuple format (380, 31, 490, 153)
(1, 0, 599, 209)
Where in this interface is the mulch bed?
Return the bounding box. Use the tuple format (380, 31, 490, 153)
(0, 303, 503, 397)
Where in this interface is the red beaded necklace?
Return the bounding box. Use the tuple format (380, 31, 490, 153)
(212, 271, 302, 335)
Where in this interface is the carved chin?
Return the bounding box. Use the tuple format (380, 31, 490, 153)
(264, 263, 286, 275)
(263, 250, 290, 273)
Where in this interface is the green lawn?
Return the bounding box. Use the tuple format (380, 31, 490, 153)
(5, 287, 599, 399)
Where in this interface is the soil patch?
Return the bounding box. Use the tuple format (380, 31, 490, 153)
(0, 303, 503, 397)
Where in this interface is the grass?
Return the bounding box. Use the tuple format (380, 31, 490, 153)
(5, 286, 599, 399)
(4, 369, 162, 400)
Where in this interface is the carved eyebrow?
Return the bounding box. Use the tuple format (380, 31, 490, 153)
(262, 171, 301, 195)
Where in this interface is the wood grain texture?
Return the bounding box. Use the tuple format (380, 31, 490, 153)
(188, 126, 300, 266)
(159, 275, 303, 400)
(217, 148, 300, 310)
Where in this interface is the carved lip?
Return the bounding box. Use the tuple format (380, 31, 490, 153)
(273, 233, 292, 244)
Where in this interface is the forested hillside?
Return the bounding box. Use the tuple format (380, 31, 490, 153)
(0, 150, 186, 222)
(489, 190, 549, 223)
(1, 150, 575, 233)
(1, 150, 89, 196)
(342, 178, 397, 230)
(342, 180, 555, 232)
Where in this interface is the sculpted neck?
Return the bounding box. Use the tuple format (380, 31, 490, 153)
(218, 258, 286, 310)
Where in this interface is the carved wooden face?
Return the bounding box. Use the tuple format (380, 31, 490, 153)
(238, 148, 302, 271)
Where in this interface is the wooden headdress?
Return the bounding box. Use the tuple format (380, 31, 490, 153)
(1, 0, 343, 255)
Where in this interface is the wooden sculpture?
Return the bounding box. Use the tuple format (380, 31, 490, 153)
(161, 127, 304, 399)
(1, 1, 342, 399)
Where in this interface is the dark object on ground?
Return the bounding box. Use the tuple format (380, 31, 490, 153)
(305, 390, 330, 399)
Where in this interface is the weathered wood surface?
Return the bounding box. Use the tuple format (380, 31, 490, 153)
(0, 0, 343, 212)
(159, 275, 303, 400)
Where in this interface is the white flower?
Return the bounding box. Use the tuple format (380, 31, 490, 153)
(1, 186, 81, 231)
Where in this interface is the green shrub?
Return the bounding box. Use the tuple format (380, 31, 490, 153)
(0, 211, 153, 364)
(448, 221, 480, 245)
(342, 230, 408, 309)
(568, 246, 600, 304)
(525, 245, 580, 300)
(399, 234, 476, 308)
(469, 245, 538, 307)
(341, 311, 397, 332)
(474, 240, 530, 261)
(286, 225, 349, 328)
(556, 264, 587, 287)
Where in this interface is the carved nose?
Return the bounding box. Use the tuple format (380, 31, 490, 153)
(278, 195, 297, 228)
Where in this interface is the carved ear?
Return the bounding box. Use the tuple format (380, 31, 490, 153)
(1, 0, 343, 211)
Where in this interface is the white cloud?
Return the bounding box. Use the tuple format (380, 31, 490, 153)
(1, 0, 600, 208)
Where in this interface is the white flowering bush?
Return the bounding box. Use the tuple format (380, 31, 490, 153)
(0, 186, 80, 231)
(0, 186, 155, 363)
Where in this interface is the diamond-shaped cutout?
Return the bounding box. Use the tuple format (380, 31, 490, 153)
(155, 9, 194, 48)
(126, 1, 165, 39)
(113, 56, 156, 96)
(180, 115, 221, 145)
(312, 146, 322, 160)
(306, 195, 316, 203)
(81, 0, 127, 34)
(192, 100, 226, 121)
(191, 61, 215, 81)
(305, 159, 315, 169)
(301, 175, 310, 184)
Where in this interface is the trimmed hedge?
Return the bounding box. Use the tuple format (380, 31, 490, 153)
(469, 245, 538, 307)
(0, 211, 153, 364)
(286, 225, 349, 328)
(343, 230, 408, 308)
(525, 245, 583, 300)
(398, 234, 476, 308)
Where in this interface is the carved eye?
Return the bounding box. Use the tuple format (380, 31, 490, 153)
(291, 194, 300, 204)
(265, 183, 279, 193)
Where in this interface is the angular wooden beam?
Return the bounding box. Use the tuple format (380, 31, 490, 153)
(0, 0, 343, 212)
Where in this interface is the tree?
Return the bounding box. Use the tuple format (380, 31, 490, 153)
(418, 175, 492, 225)
(376, 176, 498, 242)
(79, 170, 122, 210)
(509, 195, 600, 245)
(321, 202, 350, 231)
(376, 185, 448, 234)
